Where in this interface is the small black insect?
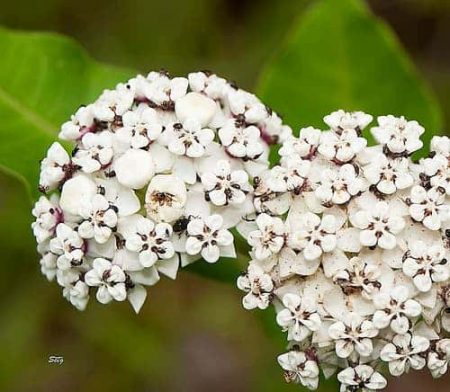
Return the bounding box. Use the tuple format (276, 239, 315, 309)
(173, 216, 191, 233)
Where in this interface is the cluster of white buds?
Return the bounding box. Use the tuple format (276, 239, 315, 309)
(32, 70, 291, 313)
(237, 110, 450, 391)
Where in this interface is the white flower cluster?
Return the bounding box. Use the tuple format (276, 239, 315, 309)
(32, 70, 291, 313)
(237, 110, 450, 391)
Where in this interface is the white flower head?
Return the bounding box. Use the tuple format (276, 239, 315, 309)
(371, 115, 424, 155)
(315, 164, 366, 205)
(201, 160, 251, 206)
(32, 195, 63, 243)
(73, 131, 114, 173)
(185, 214, 234, 263)
(407, 186, 449, 230)
(39, 142, 72, 192)
(267, 157, 311, 194)
(116, 106, 162, 149)
(49, 223, 86, 270)
(402, 241, 449, 292)
(277, 350, 319, 390)
(237, 263, 274, 310)
(289, 212, 338, 260)
(351, 201, 405, 250)
(372, 285, 422, 334)
(380, 332, 430, 376)
(276, 293, 322, 342)
(328, 313, 379, 358)
(427, 339, 450, 378)
(318, 128, 367, 163)
(337, 365, 386, 392)
(84, 258, 127, 304)
(279, 127, 321, 160)
(324, 110, 373, 133)
(123, 216, 174, 268)
(248, 213, 286, 260)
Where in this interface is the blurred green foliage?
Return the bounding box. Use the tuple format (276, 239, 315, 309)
(0, 0, 449, 391)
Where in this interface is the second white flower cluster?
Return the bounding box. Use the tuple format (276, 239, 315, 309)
(237, 110, 450, 391)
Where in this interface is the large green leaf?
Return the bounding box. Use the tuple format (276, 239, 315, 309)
(257, 0, 443, 152)
(0, 27, 134, 198)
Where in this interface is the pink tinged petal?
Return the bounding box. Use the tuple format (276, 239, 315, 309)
(328, 322, 346, 340)
(388, 216, 405, 234)
(431, 265, 449, 282)
(366, 372, 387, 390)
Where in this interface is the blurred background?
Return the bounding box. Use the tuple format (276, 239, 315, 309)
(0, 0, 449, 391)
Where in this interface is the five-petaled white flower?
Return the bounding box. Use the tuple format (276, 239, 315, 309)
(407, 186, 449, 230)
(333, 256, 382, 299)
(116, 106, 162, 149)
(248, 213, 286, 260)
(73, 131, 114, 173)
(337, 365, 387, 392)
(237, 263, 274, 310)
(364, 155, 413, 195)
(276, 293, 322, 342)
(123, 216, 175, 268)
(267, 157, 311, 194)
(318, 129, 367, 163)
(371, 115, 424, 155)
(201, 160, 250, 206)
(78, 194, 118, 244)
(185, 214, 233, 263)
(218, 121, 265, 159)
(380, 332, 430, 376)
(372, 285, 422, 334)
(163, 119, 214, 158)
(49, 223, 85, 270)
(324, 110, 373, 134)
(289, 213, 338, 260)
(277, 350, 319, 390)
(402, 241, 449, 292)
(315, 164, 366, 205)
(328, 313, 379, 358)
(279, 127, 321, 160)
(351, 201, 405, 250)
(84, 258, 127, 304)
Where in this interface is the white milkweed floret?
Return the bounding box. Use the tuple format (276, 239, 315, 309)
(32, 70, 291, 314)
(237, 110, 450, 391)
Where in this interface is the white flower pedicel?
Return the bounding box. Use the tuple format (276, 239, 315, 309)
(237, 110, 450, 390)
(32, 70, 291, 313)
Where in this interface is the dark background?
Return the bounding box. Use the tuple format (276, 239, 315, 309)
(0, 0, 449, 391)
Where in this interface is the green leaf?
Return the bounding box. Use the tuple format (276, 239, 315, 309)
(0, 27, 135, 198)
(257, 0, 443, 155)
